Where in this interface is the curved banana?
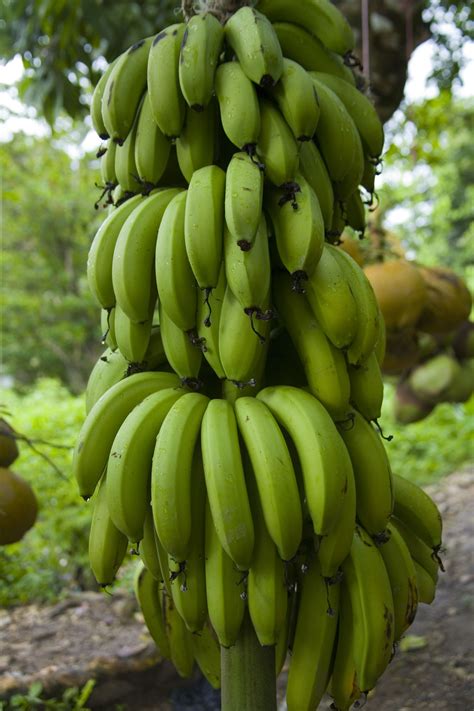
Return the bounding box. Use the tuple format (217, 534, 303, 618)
(134, 91, 171, 187)
(147, 24, 186, 138)
(257, 98, 299, 187)
(305, 242, 358, 349)
(378, 522, 419, 641)
(159, 303, 203, 384)
(271, 58, 320, 141)
(224, 151, 264, 250)
(184, 165, 226, 294)
(413, 559, 437, 605)
(85, 348, 128, 414)
(90, 58, 118, 139)
(271, 22, 353, 81)
(345, 189, 367, 234)
(272, 272, 350, 418)
(100, 140, 117, 188)
(140, 506, 165, 581)
(155, 190, 198, 332)
(330, 245, 381, 366)
(196, 263, 226, 379)
(176, 101, 218, 183)
(234, 396, 302, 561)
(102, 37, 153, 144)
(106, 387, 183, 543)
(328, 587, 361, 711)
(114, 112, 141, 193)
(218, 283, 271, 385)
(215, 61, 261, 152)
(88, 474, 128, 587)
(152, 392, 209, 562)
(100, 307, 117, 350)
(390, 517, 440, 582)
(298, 140, 334, 230)
(179, 13, 224, 111)
(392, 473, 443, 552)
(134, 561, 171, 658)
(73, 370, 181, 500)
(257, 385, 352, 537)
(341, 526, 394, 692)
(114, 300, 154, 363)
(266, 175, 325, 285)
(286, 556, 340, 711)
(201, 398, 254, 570)
(257, 0, 355, 56)
(162, 591, 195, 678)
(112, 187, 182, 323)
(204, 500, 247, 647)
(167, 447, 208, 633)
(348, 351, 384, 422)
(224, 213, 270, 314)
(311, 71, 384, 159)
(191, 622, 221, 690)
(337, 410, 393, 537)
(225, 7, 283, 87)
(87, 193, 144, 309)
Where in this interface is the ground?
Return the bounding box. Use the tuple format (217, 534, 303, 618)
(0, 469, 472, 710)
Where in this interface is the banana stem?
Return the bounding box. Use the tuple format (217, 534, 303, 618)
(221, 611, 277, 711)
(181, 0, 253, 23)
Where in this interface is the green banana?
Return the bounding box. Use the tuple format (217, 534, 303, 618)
(106, 387, 183, 543)
(152, 393, 209, 562)
(90, 58, 118, 139)
(176, 101, 218, 183)
(85, 348, 128, 414)
(140, 506, 165, 581)
(100, 140, 117, 188)
(100, 307, 117, 350)
(102, 37, 153, 144)
(298, 140, 334, 230)
(257, 97, 299, 187)
(392, 473, 443, 552)
(114, 300, 154, 363)
(270, 57, 320, 141)
(179, 13, 224, 110)
(158, 303, 203, 384)
(114, 111, 141, 193)
(73, 370, 181, 500)
(224, 151, 264, 250)
(337, 410, 393, 537)
(88, 474, 128, 587)
(134, 561, 171, 658)
(134, 91, 171, 187)
(196, 263, 226, 379)
(201, 398, 254, 570)
(147, 24, 186, 138)
(257, 385, 352, 537)
(328, 587, 361, 711)
(390, 517, 440, 582)
(191, 622, 221, 689)
(348, 351, 384, 422)
(215, 61, 261, 152)
(225, 7, 283, 87)
(162, 591, 195, 677)
(413, 559, 437, 605)
(345, 189, 367, 234)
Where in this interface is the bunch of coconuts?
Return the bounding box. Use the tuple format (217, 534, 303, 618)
(0, 419, 38, 545)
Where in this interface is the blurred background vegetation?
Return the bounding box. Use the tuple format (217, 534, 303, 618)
(0, 0, 472, 608)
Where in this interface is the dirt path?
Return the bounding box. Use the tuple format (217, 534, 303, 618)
(1, 469, 472, 710)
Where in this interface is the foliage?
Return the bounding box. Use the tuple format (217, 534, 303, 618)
(0, 680, 95, 711)
(380, 381, 474, 486)
(0, 380, 94, 607)
(425, 0, 473, 91)
(1, 133, 106, 393)
(379, 92, 474, 274)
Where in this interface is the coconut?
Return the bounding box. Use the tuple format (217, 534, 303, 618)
(452, 321, 474, 360)
(443, 359, 474, 403)
(393, 381, 434, 424)
(382, 329, 421, 375)
(0, 419, 19, 468)
(0, 467, 38, 545)
(417, 266, 472, 334)
(364, 259, 427, 331)
(408, 353, 462, 404)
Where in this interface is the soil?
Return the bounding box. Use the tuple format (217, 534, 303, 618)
(0, 468, 472, 710)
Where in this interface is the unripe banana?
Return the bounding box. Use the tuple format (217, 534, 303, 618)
(413, 559, 437, 604)
(328, 587, 361, 711)
(298, 140, 334, 230)
(224, 151, 264, 250)
(112, 187, 183, 323)
(272, 272, 351, 419)
(204, 500, 247, 647)
(286, 556, 340, 711)
(155, 190, 198, 332)
(179, 13, 224, 111)
(88, 474, 128, 587)
(140, 506, 164, 581)
(134, 561, 171, 658)
(191, 622, 221, 690)
(196, 263, 226, 379)
(134, 91, 171, 187)
(85, 348, 128, 414)
(100, 140, 117, 188)
(234, 396, 302, 562)
(257, 98, 299, 187)
(184, 165, 226, 293)
(257, 0, 355, 56)
(114, 113, 142, 193)
(106, 387, 183, 543)
(176, 101, 218, 183)
(102, 37, 153, 144)
(266, 175, 325, 285)
(392, 473, 443, 552)
(87, 194, 144, 309)
(348, 351, 384, 422)
(215, 61, 261, 152)
(345, 189, 367, 234)
(158, 303, 203, 384)
(100, 307, 117, 350)
(257, 386, 352, 537)
(91, 58, 118, 139)
(114, 300, 154, 363)
(390, 517, 440, 582)
(201, 399, 254, 570)
(341, 526, 395, 692)
(337, 410, 393, 537)
(162, 591, 195, 678)
(305, 242, 358, 349)
(147, 24, 186, 138)
(73, 370, 181, 500)
(225, 7, 283, 88)
(152, 393, 209, 562)
(271, 58, 320, 141)
(271, 22, 353, 81)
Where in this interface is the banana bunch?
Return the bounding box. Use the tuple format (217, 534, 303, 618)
(76, 2, 445, 707)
